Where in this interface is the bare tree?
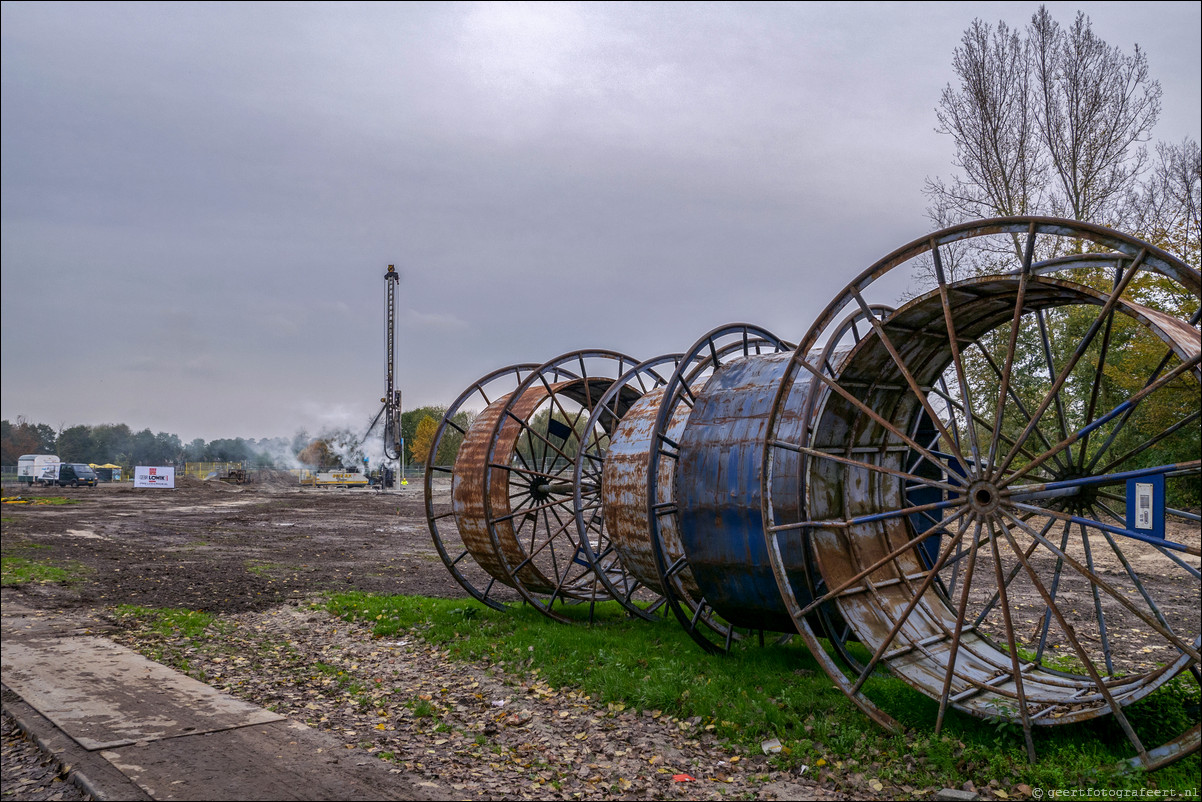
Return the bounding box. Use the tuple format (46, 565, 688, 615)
(1030, 7, 1162, 226)
(1125, 138, 1201, 270)
(925, 5, 1163, 256)
(928, 18, 1044, 225)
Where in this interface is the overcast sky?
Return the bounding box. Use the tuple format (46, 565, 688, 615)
(3, 1, 1199, 444)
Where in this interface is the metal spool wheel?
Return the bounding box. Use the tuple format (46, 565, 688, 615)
(575, 354, 684, 620)
(647, 324, 793, 654)
(763, 217, 1201, 767)
(480, 350, 647, 623)
(796, 304, 898, 675)
(425, 363, 571, 610)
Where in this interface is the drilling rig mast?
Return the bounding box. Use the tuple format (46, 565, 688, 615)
(382, 265, 403, 462)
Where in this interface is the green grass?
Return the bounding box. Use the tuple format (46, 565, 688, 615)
(0, 555, 85, 586)
(322, 592, 1201, 798)
(112, 605, 217, 638)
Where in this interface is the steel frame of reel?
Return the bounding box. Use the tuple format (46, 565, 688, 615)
(761, 217, 1201, 768)
(647, 323, 793, 654)
(574, 353, 684, 620)
(480, 350, 647, 623)
(424, 363, 565, 611)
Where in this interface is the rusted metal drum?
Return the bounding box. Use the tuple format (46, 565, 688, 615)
(602, 387, 700, 598)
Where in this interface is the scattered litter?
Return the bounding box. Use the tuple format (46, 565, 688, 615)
(761, 738, 782, 754)
(491, 699, 506, 707)
(672, 774, 695, 782)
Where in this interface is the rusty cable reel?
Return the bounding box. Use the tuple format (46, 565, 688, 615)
(478, 350, 648, 623)
(424, 363, 575, 610)
(762, 217, 1201, 768)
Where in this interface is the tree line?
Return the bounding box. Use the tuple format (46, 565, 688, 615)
(1, 406, 476, 472)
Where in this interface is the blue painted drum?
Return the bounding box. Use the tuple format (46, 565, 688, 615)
(675, 352, 811, 632)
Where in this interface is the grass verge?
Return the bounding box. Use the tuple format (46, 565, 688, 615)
(323, 592, 1200, 799)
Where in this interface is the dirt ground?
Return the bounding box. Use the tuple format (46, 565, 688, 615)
(1, 475, 497, 614)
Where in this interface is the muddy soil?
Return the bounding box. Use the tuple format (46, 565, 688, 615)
(0, 476, 517, 614)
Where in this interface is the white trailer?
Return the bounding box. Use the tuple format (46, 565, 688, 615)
(17, 455, 59, 485)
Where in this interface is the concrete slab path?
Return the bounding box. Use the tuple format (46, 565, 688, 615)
(1, 599, 444, 801)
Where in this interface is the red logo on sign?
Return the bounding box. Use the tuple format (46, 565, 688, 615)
(149, 468, 157, 475)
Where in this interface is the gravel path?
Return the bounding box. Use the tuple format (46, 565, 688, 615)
(99, 601, 848, 801)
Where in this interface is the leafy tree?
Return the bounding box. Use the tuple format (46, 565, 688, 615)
(408, 416, 439, 465)
(55, 425, 95, 462)
(1, 417, 56, 464)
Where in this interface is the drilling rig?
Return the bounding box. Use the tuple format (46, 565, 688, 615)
(358, 264, 403, 487)
(381, 264, 403, 464)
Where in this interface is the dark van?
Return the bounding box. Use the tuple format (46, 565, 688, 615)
(54, 463, 99, 488)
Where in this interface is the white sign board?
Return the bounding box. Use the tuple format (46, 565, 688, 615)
(134, 466, 175, 488)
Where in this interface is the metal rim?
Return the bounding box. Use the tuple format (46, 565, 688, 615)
(481, 349, 646, 623)
(763, 217, 1201, 767)
(573, 353, 684, 620)
(424, 362, 572, 611)
(648, 323, 792, 654)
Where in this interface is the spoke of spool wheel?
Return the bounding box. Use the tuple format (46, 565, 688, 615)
(517, 415, 575, 472)
(1000, 510, 1200, 662)
(541, 505, 560, 585)
(997, 510, 1149, 763)
(999, 354, 1201, 491)
(689, 599, 711, 631)
(933, 244, 985, 469)
(1036, 309, 1075, 467)
(971, 513, 1059, 631)
(795, 353, 965, 483)
(492, 496, 569, 526)
(797, 505, 972, 618)
(850, 514, 973, 696)
(1096, 411, 1201, 477)
(987, 518, 1037, 762)
(1076, 267, 1121, 473)
(936, 375, 965, 459)
(774, 440, 962, 494)
(1034, 518, 1075, 662)
(774, 495, 964, 533)
(994, 253, 1144, 478)
(1084, 310, 1201, 474)
(936, 520, 985, 734)
(927, 382, 1052, 476)
(1079, 521, 1114, 674)
(986, 224, 1036, 479)
(851, 288, 971, 471)
(973, 337, 1069, 476)
(1092, 498, 1202, 579)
